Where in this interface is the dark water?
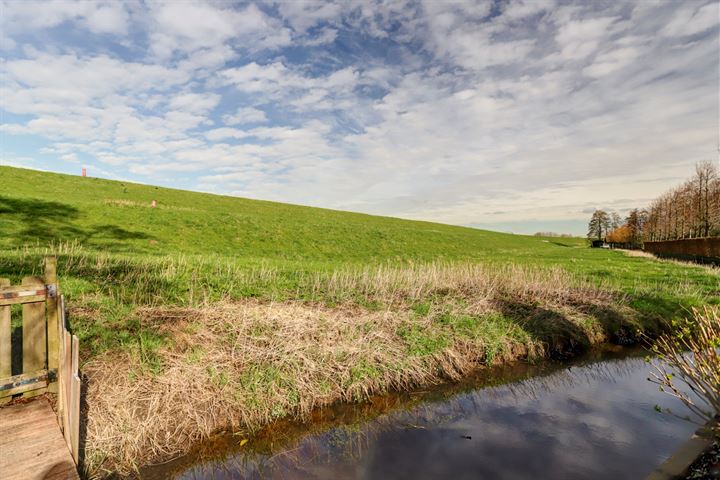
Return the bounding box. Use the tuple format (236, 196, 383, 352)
(143, 346, 700, 480)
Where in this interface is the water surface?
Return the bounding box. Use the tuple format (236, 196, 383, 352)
(143, 346, 699, 480)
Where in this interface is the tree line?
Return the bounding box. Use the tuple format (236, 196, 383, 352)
(588, 161, 720, 246)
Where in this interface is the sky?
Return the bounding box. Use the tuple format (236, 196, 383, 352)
(0, 0, 718, 236)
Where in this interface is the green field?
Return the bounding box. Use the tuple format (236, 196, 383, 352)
(1, 166, 718, 475)
(1, 166, 718, 355)
(2, 165, 587, 260)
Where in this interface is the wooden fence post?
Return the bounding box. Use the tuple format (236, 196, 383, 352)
(0, 278, 10, 379)
(22, 276, 46, 374)
(45, 257, 59, 393)
(71, 335, 80, 463)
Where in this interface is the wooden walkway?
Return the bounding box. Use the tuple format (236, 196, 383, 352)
(0, 399, 79, 480)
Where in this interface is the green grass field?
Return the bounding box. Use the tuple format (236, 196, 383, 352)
(1, 165, 718, 358)
(2, 166, 718, 475)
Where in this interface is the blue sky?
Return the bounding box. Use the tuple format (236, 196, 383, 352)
(1, 0, 718, 235)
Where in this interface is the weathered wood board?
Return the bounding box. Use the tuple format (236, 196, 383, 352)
(0, 399, 79, 480)
(0, 278, 10, 379)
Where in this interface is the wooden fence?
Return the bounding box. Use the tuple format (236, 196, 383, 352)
(644, 237, 720, 265)
(0, 257, 81, 463)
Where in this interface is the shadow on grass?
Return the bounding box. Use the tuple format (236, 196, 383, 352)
(0, 196, 154, 251)
(493, 294, 678, 358)
(494, 299, 592, 358)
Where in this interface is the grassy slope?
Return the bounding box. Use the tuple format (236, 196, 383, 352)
(1, 165, 715, 279)
(2, 166, 564, 260)
(1, 165, 718, 349)
(2, 166, 718, 475)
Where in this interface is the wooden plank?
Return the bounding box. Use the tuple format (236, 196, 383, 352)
(0, 284, 48, 296)
(22, 276, 46, 375)
(0, 284, 48, 307)
(0, 294, 47, 306)
(62, 330, 72, 449)
(71, 335, 78, 374)
(0, 369, 52, 398)
(57, 295, 66, 434)
(0, 399, 80, 480)
(0, 278, 10, 379)
(70, 335, 80, 463)
(70, 376, 80, 463)
(45, 257, 59, 393)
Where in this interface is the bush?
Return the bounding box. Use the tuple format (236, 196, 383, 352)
(649, 306, 720, 430)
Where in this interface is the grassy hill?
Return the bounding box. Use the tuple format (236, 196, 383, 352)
(1, 165, 586, 262)
(1, 166, 715, 299)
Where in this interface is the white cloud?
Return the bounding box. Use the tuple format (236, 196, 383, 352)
(2, 53, 187, 107)
(218, 62, 296, 93)
(168, 93, 221, 114)
(217, 62, 360, 113)
(0, 1, 129, 35)
(662, 2, 719, 37)
(582, 46, 640, 77)
(222, 107, 268, 125)
(300, 28, 338, 46)
(148, 2, 291, 60)
(554, 16, 621, 60)
(419, 0, 537, 70)
(84, 3, 129, 35)
(275, 0, 342, 33)
(500, 0, 555, 22)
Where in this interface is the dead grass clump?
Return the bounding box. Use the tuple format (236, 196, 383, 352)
(83, 303, 431, 476)
(315, 263, 611, 306)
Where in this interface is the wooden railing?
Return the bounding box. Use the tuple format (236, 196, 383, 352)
(0, 257, 81, 463)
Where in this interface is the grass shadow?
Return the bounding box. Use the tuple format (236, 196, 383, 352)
(492, 293, 669, 357)
(494, 299, 592, 358)
(0, 195, 154, 252)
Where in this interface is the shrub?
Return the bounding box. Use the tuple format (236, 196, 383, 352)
(649, 306, 720, 429)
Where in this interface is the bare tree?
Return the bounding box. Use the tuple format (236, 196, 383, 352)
(643, 161, 719, 242)
(695, 160, 717, 237)
(625, 209, 644, 248)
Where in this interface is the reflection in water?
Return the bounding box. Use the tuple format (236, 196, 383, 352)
(143, 347, 698, 480)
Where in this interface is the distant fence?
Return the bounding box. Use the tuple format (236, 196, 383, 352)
(643, 237, 720, 265)
(0, 257, 81, 463)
